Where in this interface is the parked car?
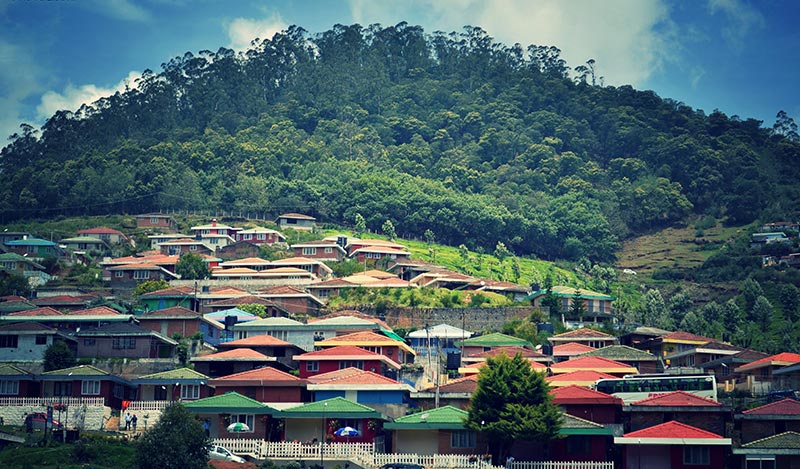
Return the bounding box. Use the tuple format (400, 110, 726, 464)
(23, 412, 62, 431)
(208, 445, 246, 463)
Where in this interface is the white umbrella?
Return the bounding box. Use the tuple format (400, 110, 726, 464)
(226, 422, 250, 432)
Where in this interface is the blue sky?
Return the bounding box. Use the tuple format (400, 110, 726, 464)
(1, 0, 798, 142)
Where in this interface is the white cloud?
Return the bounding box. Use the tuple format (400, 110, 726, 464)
(36, 71, 143, 121)
(348, 0, 674, 87)
(708, 0, 765, 49)
(226, 13, 288, 51)
(81, 0, 151, 22)
(0, 40, 45, 141)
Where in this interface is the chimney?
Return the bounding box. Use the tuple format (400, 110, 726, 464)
(212, 219, 217, 227)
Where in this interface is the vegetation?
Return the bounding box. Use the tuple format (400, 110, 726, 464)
(175, 252, 210, 279)
(0, 434, 136, 469)
(465, 353, 562, 464)
(43, 340, 77, 372)
(3, 23, 798, 266)
(135, 402, 210, 469)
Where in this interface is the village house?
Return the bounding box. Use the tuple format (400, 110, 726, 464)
(624, 391, 729, 436)
(315, 330, 416, 365)
(276, 213, 316, 231)
(38, 364, 136, 409)
(208, 366, 307, 403)
(235, 226, 285, 245)
(133, 368, 212, 402)
(578, 345, 659, 374)
(74, 322, 178, 360)
(306, 367, 414, 418)
(216, 334, 305, 370)
(190, 348, 281, 378)
(734, 352, 800, 395)
(614, 420, 731, 469)
(184, 392, 277, 440)
(290, 240, 347, 261)
(136, 213, 177, 232)
(280, 397, 383, 444)
(0, 322, 77, 362)
(384, 405, 485, 456)
(76, 227, 128, 245)
(293, 345, 401, 379)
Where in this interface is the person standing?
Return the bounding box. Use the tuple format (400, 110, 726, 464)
(132, 414, 138, 432)
(125, 412, 131, 431)
(203, 419, 210, 437)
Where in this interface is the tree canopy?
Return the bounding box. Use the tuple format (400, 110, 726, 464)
(135, 402, 210, 469)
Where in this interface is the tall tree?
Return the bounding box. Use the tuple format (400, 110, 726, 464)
(465, 353, 562, 464)
(381, 219, 397, 240)
(570, 288, 586, 322)
(175, 253, 210, 280)
(135, 402, 210, 469)
(43, 341, 77, 372)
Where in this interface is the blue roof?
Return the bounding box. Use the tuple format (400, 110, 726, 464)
(6, 238, 57, 247)
(204, 308, 258, 322)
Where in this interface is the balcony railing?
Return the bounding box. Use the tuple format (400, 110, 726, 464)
(126, 400, 172, 412)
(0, 397, 105, 407)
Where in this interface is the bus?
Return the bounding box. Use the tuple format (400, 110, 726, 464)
(594, 374, 717, 404)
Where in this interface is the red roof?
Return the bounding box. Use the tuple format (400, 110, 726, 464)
(140, 286, 194, 297)
(69, 306, 121, 316)
(205, 296, 277, 307)
(422, 374, 479, 393)
(550, 384, 623, 405)
(218, 334, 293, 348)
(295, 345, 385, 360)
(209, 366, 302, 384)
(258, 285, 308, 295)
(659, 331, 715, 342)
(310, 368, 401, 386)
(77, 227, 125, 236)
(623, 420, 724, 439)
(736, 352, 800, 372)
(551, 327, 616, 340)
(545, 370, 617, 384)
(742, 398, 800, 415)
(191, 348, 273, 361)
(8, 306, 64, 316)
(553, 342, 597, 355)
(550, 356, 638, 373)
(631, 390, 721, 407)
(139, 306, 199, 318)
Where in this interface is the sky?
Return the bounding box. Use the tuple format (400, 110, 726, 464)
(1, 0, 798, 143)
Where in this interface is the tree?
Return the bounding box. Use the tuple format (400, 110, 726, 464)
(569, 288, 586, 322)
(424, 229, 435, 246)
(751, 296, 774, 332)
(779, 284, 800, 322)
(135, 402, 210, 469)
(237, 303, 267, 318)
(354, 213, 367, 236)
(175, 253, 210, 280)
(133, 279, 170, 297)
(0, 273, 31, 297)
(740, 278, 763, 312)
(43, 341, 76, 371)
(773, 110, 800, 141)
(644, 289, 671, 329)
(465, 353, 562, 464)
(381, 219, 396, 240)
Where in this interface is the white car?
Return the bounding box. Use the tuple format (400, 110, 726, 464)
(208, 445, 246, 463)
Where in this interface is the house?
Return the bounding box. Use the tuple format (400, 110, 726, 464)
(0, 363, 37, 398)
(0, 306, 135, 331)
(0, 252, 47, 277)
(406, 323, 474, 358)
(305, 315, 385, 343)
(546, 413, 617, 463)
(545, 370, 618, 388)
(614, 421, 731, 469)
(184, 391, 277, 440)
(147, 233, 191, 250)
(665, 340, 744, 370)
(38, 364, 136, 409)
(384, 405, 485, 455)
(133, 368, 212, 402)
(462, 346, 551, 366)
(290, 241, 347, 261)
(138, 286, 199, 312)
(549, 356, 639, 377)
(231, 317, 308, 350)
(304, 278, 358, 303)
(4, 237, 62, 259)
(255, 285, 324, 315)
(215, 257, 272, 271)
(276, 213, 316, 231)
(106, 262, 179, 288)
(0, 231, 31, 246)
(158, 238, 216, 256)
(191, 219, 238, 238)
(217, 334, 305, 370)
(736, 398, 800, 444)
(190, 348, 279, 378)
(137, 306, 223, 346)
(0, 295, 36, 315)
(235, 227, 285, 245)
(306, 367, 414, 418)
(30, 293, 102, 311)
(59, 236, 112, 256)
(195, 286, 250, 312)
(0, 322, 77, 362)
(548, 327, 618, 349)
(750, 232, 791, 248)
(734, 352, 800, 395)
(205, 295, 290, 318)
(349, 245, 411, 266)
(697, 349, 770, 392)
(552, 342, 596, 362)
(454, 332, 533, 357)
(550, 385, 623, 426)
(208, 366, 307, 404)
(293, 345, 401, 379)
(76, 227, 128, 245)
(202, 308, 259, 345)
(344, 238, 406, 256)
(210, 266, 315, 282)
(387, 259, 445, 282)
(74, 322, 178, 359)
(269, 257, 333, 279)
(280, 397, 383, 444)
(411, 375, 478, 410)
(578, 345, 659, 374)
(458, 359, 547, 376)
(773, 362, 800, 391)
(315, 330, 416, 365)
(618, 326, 672, 349)
(732, 432, 800, 469)
(624, 391, 728, 436)
(136, 213, 177, 231)
(637, 331, 716, 361)
(217, 240, 262, 260)
(527, 286, 615, 319)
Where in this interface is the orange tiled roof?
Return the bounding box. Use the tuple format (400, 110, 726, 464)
(209, 366, 302, 383)
(545, 370, 617, 384)
(623, 420, 724, 439)
(421, 374, 478, 393)
(295, 345, 385, 359)
(550, 384, 622, 405)
(139, 306, 199, 318)
(659, 331, 716, 342)
(8, 306, 64, 316)
(736, 352, 800, 372)
(631, 390, 721, 407)
(311, 368, 401, 386)
(468, 346, 546, 359)
(553, 342, 597, 355)
(551, 327, 616, 340)
(69, 306, 121, 316)
(550, 356, 639, 374)
(140, 286, 195, 297)
(191, 348, 273, 361)
(218, 334, 293, 348)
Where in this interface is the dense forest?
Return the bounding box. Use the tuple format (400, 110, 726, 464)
(3, 23, 800, 263)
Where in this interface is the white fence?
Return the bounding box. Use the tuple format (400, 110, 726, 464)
(0, 397, 105, 407)
(211, 440, 614, 469)
(127, 400, 171, 412)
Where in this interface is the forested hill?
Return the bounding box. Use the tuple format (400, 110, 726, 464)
(3, 23, 800, 262)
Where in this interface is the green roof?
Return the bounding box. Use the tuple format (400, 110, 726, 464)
(6, 238, 57, 247)
(579, 345, 657, 361)
(41, 365, 109, 377)
(454, 332, 531, 348)
(741, 432, 800, 450)
(135, 368, 209, 384)
(560, 413, 614, 436)
(381, 329, 405, 342)
(384, 406, 468, 430)
(0, 252, 45, 269)
(281, 397, 381, 419)
(0, 364, 33, 377)
(60, 237, 106, 243)
(184, 392, 274, 414)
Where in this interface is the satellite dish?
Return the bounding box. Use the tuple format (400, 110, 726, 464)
(420, 413, 429, 420)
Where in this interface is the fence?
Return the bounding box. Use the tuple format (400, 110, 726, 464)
(126, 400, 171, 412)
(0, 397, 105, 407)
(210, 440, 614, 469)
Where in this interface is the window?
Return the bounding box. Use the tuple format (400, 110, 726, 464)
(451, 430, 476, 448)
(324, 247, 332, 253)
(133, 270, 150, 280)
(746, 457, 776, 469)
(81, 380, 101, 395)
(257, 234, 265, 240)
(35, 335, 47, 345)
(115, 270, 124, 278)
(339, 360, 364, 370)
(0, 380, 19, 395)
(566, 436, 591, 455)
(230, 414, 254, 432)
(364, 346, 382, 354)
(303, 247, 317, 256)
(189, 245, 198, 250)
(306, 361, 319, 372)
(53, 381, 72, 397)
(84, 338, 96, 346)
(181, 384, 200, 400)
(243, 234, 252, 240)
(683, 446, 710, 465)
(113, 337, 136, 349)
(365, 252, 373, 259)
(150, 217, 160, 224)
(0, 335, 18, 348)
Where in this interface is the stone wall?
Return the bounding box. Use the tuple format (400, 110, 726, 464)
(0, 403, 109, 431)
